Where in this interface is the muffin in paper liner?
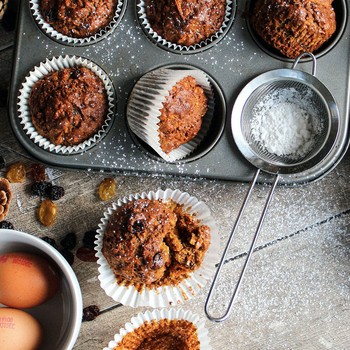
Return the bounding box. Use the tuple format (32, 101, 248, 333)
(137, 0, 234, 53)
(104, 308, 212, 350)
(95, 188, 220, 308)
(126, 67, 215, 162)
(30, 0, 126, 46)
(17, 55, 115, 154)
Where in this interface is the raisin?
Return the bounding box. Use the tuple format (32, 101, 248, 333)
(82, 305, 100, 322)
(70, 67, 82, 79)
(32, 181, 52, 197)
(0, 221, 14, 230)
(47, 185, 65, 201)
(60, 249, 74, 265)
(30, 163, 46, 182)
(60, 232, 77, 250)
(41, 236, 59, 250)
(0, 156, 5, 170)
(132, 219, 146, 234)
(83, 230, 97, 249)
(98, 178, 117, 201)
(76, 247, 97, 262)
(38, 199, 57, 226)
(6, 162, 26, 183)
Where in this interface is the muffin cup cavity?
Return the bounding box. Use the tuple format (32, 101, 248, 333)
(247, 0, 347, 62)
(104, 308, 212, 350)
(137, 0, 235, 54)
(95, 188, 220, 308)
(30, 0, 126, 46)
(127, 67, 215, 162)
(18, 55, 115, 154)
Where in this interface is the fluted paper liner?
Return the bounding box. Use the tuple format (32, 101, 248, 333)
(30, 0, 125, 45)
(137, 0, 234, 52)
(95, 189, 220, 308)
(104, 308, 212, 350)
(127, 68, 215, 162)
(18, 55, 115, 154)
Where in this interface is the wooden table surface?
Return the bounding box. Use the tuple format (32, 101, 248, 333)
(1, 16, 350, 350)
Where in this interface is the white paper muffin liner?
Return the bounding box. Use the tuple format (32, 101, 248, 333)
(30, 0, 125, 45)
(104, 308, 212, 350)
(95, 188, 220, 308)
(17, 55, 115, 154)
(127, 68, 215, 162)
(137, 0, 234, 52)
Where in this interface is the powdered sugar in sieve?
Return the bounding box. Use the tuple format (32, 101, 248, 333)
(250, 87, 324, 160)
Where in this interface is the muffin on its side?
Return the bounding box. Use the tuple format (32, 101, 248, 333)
(29, 66, 108, 146)
(158, 76, 208, 154)
(145, 0, 226, 46)
(250, 0, 337, 58)
(39, 0, 118, 38)
(102, 198, 211, 291)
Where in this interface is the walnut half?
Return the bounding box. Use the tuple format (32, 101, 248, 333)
(0, 178, 12, 221)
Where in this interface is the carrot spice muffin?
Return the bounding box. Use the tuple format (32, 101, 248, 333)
(102, 198, 211, 290)
(145, 0, 226, 46)
(114, 319, 200, 350)
(39, 0, 118, 38)
(158, 76, 208, 154)
(0, 177, 12, 221)
(29, 66, 108, 146)
(250, 0, 337, 58)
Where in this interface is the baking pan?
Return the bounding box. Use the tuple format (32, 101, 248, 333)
(7, 0, 350, 184)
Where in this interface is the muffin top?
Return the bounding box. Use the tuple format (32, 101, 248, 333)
(250, 0, 336, 58)
(40, 0, 118, 38)
(158, 76, 208, 154)
(114, 319, 200, 350)
(29, 66, 108, 146)
(145, 0, 226, 46)
(102, 198, 210, 290)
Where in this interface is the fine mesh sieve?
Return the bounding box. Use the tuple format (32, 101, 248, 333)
(205, 53, 340, 323)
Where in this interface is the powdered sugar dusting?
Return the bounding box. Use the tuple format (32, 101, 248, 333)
(251, 87, 324, 160)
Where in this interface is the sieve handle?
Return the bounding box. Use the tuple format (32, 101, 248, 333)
(204, 170, 280, 323)
(292, 52, 317, 76)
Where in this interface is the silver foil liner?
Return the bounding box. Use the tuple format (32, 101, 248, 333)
(137, 0, 234, 52)
(18, 55, 115, 154)
(104, 308, 212, 350)
(30, 0, 125, 45)
(95, 189, 220, 308)
(127, 67, 215, 162)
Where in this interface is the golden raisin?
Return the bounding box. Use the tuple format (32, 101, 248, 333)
(98, 178, 117, 201)
(6, 162, 26, 183)
(38, 199, 57, 226)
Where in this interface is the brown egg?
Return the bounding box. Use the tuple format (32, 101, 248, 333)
(0, 308, 43, 349)
(0, 252, 60, 308)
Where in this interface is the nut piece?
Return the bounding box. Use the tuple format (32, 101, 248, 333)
(0, 178, 12, 221)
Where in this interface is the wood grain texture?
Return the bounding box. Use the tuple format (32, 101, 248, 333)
(1, 43, 350, 350)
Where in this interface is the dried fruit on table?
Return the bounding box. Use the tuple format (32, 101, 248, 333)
(83, 230, 97, 249)
(41, 236, 59, 250)
(38, 199, 57, 226)
(0, 178, 12, 221)
(30, 163, 46, 182)
(60, 232, 77, 250)
(76, 246, 97, 262)
(0, 220, 14, 229)
(6, 162, 26, 183)
(32, 181, 52, 197)
(98, 178, 116, 201)
(60, 249, 74, 265)
(82, 305, 100, 321)
(47, 185, 65, 201)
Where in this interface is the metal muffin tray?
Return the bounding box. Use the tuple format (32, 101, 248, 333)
(8, 0, 350, 184)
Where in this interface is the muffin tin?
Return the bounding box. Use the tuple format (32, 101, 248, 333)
(8, 0, 350, 185)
